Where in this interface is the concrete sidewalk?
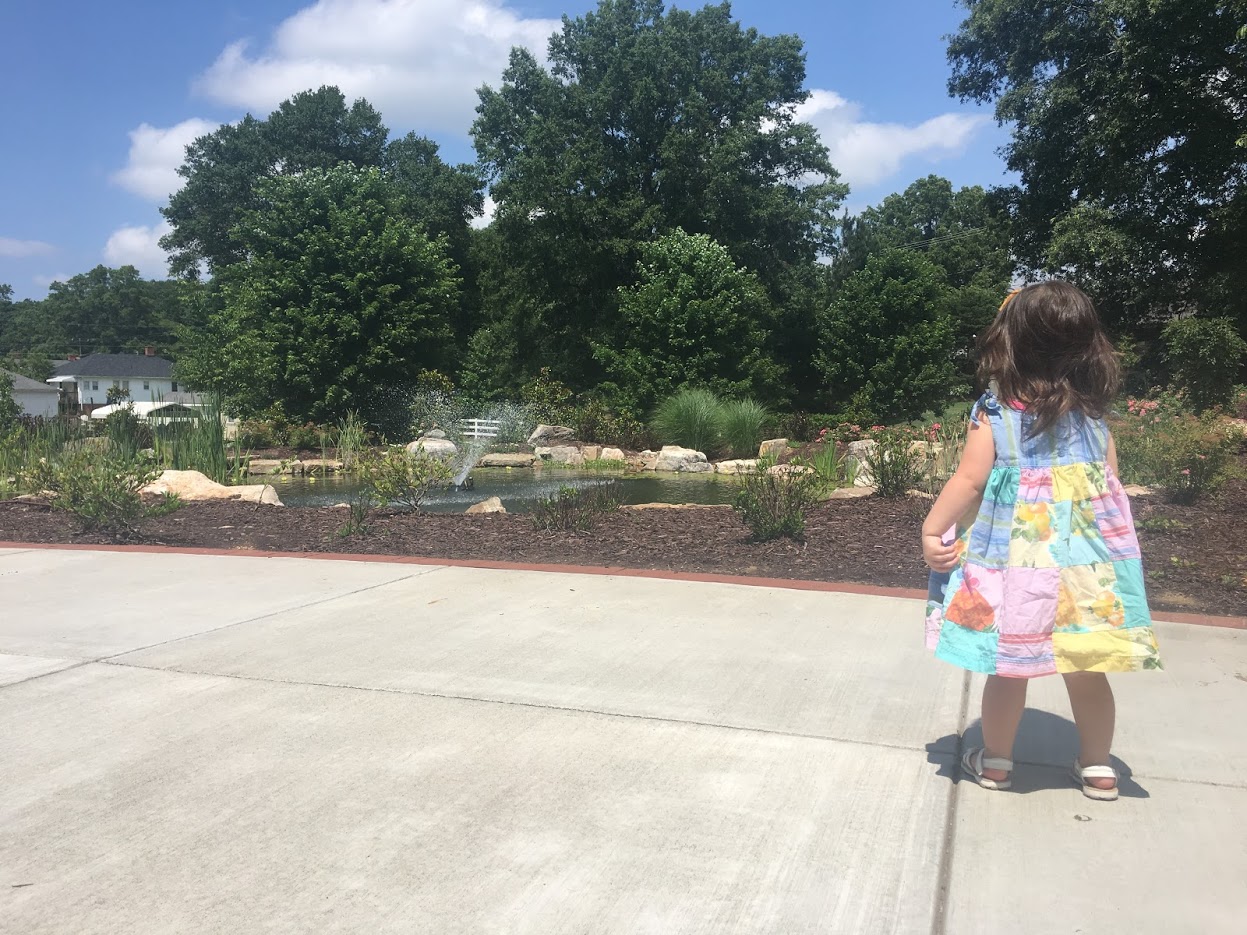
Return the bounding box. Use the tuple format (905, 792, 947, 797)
(1, 547, 1243, 934)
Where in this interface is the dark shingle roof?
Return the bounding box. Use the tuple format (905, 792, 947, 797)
(50, 354, 174, 379)
(1, 367, 59, 393)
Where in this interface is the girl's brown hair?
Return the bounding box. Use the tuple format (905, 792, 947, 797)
(977, 281, 1120, 436)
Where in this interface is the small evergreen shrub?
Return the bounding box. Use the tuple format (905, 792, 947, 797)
(360, 446, 452, 512)
(22, 448, 160, 538)
(733, 461, 818, 541)
(531, 483, 622, 532)
(1162, 317, 1247, 413)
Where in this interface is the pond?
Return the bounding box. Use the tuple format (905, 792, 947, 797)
(264, 467, 740, 513)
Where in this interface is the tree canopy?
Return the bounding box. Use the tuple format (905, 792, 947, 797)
(471, 0, 845, 389)
(594, 229, 784, 413)
(177, 165, 459, 423)
(948, 0, 1247, 328)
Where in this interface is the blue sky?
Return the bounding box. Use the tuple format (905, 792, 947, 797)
(0, 0, 1010, 299)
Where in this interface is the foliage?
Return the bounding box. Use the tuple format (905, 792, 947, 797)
(0, 265, 199, 360)
(595, 230, 785, 411)
(947, 0, 1247, 330)
(651, 389, 725, 455)
(471, 0, 846, 389)
(180, 164, 459, 423)
(0, 372, 19, 432)
(520, 368, 575, 426)
(104, 407, 151, 459)
(733, 460, 818, 541)
(834, 176, 1012, 379)
(105, 384, 131, 406)
(816, 249, 961, 423)
(1162, 317, 1247, 413)
(719, 399, 771, 460)
(569, 398, 652, 450)
(794, 436, 857, 491)
(21, 448, 160, 538)
(531, 482, 622, 532)
(1111, 404, 1233, 503)
(861, 427, 927, 498)
(152, 397, 245, 484)
(358, 446, 452, 512)
(336, 411, 369, 472)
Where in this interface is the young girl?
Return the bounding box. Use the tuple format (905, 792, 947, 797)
(923, 281, 1161, 801)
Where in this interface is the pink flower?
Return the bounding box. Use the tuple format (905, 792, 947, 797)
(931, 422, 941, 430)
(1181, 469, 1191, 475)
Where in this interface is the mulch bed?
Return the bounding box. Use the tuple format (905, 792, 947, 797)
(3, 478, 1245, 618)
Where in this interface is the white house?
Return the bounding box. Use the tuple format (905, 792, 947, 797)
(2, 367, 60, 419)
(47, 351, 183, 412)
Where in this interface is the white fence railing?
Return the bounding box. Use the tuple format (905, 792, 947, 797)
(461, 418, 503, 439)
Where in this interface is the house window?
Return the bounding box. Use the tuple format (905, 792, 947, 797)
(91, 381, 99, 391)
(172, 381, 179, 393)
(121, 380, 130, 391)
(143, 380, 150, 391)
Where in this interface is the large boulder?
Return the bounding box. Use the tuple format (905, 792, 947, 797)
(846, 439, 877, 486)
(758, 438, 789, 459)
(600, 447, 627, 462)
(715, 459, 759, 475)
(654, 446, 712, 473)
(142, 470, 283, 506)
(478, 453, 537, 468)
(406, 437, 458, 462)
(465, 496, 507, 514)
(767, 464, 814, 476)
(580, 445, 602, 462)
(528, 424, 576, 446)
(535, 445, 585, 466)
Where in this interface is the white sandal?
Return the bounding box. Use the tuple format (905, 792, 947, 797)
(962, 747, 1013, 791)
(1071, 759, 1119, 801)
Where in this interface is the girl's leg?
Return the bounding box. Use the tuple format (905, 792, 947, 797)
(1062, 672, 1117, 790)
(980, 675, 1028, 780)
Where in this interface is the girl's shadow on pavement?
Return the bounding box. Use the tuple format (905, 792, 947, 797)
(925, 708, 1150, 798)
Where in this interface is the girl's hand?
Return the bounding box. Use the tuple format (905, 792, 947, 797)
(922, 532, 959, 572)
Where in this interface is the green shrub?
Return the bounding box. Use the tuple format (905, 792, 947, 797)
(733, 460, 818, 541)
(1112, 409, 1232, 503)
(521, 367, 575, 426)
(795, 440, 856, 491)
(21, 448, 160, 538)
(571, 398, 653, 449)
(336, 411, 368, 472)
(359, 446, 452, 512)
(652, 388, 725, 454)
(0, 375, 20, 433)
(104, 407, 152, 458)
(1162, 317, 1247, 413)
(531, 483, 621, 532)
(719, 398, 771, 459)
(862, 428, 926, 498)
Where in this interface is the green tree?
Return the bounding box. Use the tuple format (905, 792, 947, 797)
(816, 249, 961, 422)
(834, 176, 1013, 383)
(179, 165, 459, 423)
(947, 0, 1247, 328)
(1162, 317, 1247, 412)
(472, 0, 845, 389)
(0, 266, 188, 358)
(594, 229, 784, 412)
(161, 87, 390, 278)
(1, 349, 53, 382)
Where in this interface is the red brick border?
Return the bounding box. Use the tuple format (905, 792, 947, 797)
(2, 540, 1243, 629)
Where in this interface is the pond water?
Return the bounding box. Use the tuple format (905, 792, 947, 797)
(264, 467, 740, 513)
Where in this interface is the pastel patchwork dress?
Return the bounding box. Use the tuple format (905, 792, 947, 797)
(926, 391, 1162, 676)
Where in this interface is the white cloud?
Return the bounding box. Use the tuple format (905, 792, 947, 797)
(471, 195, 497, 230)
(194, 0, 560, 134)
(795, 90, 987, 189)
(32, 272, 75, 289)
(112, 119, 219, 202)
(103, 221, 172, 278)
(0, 237, 56, 258)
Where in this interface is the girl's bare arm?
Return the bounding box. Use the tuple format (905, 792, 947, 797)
(921, 415, 995, 572)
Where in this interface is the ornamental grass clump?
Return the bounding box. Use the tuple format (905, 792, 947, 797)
(651, 388, 725, 454)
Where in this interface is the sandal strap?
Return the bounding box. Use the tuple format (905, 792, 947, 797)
(968, 748, 1013, 773)
(1077, 762, 1117, 780)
